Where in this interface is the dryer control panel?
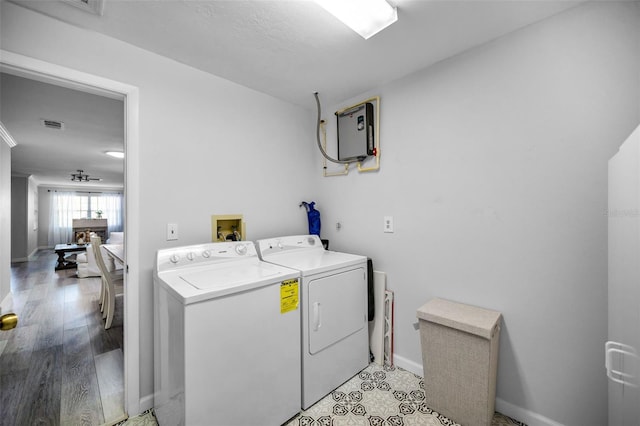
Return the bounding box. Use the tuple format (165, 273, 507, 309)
(256, 235, 323, 259)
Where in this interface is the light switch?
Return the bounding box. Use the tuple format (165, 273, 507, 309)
(167, 223, 178, 241)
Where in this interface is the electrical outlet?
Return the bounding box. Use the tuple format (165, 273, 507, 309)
(384, 216, 394, 233)
(167, 223, 178, 241)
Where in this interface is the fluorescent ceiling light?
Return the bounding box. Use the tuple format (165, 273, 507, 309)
(106, 151, 125, 159)
(315, 0, 398, 39)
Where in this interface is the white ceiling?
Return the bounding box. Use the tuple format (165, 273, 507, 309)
(3, 0, 582, 187)
(1, 72, 125, 188)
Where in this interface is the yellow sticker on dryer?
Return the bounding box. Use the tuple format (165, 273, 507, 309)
(280, 279, 299, 314)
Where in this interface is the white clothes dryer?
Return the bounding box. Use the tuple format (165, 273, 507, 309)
(153, 241, 301, 426)
(256, 235, 369, 409)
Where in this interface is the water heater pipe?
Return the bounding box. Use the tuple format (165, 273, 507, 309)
(321, 120, 350, 177)
(315, 92, 354, 165)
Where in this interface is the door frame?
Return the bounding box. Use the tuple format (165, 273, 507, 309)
(0, 49, 142, 415)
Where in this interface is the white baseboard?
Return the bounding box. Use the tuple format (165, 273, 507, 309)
(28, 247, 38, 261)
(391, 354, 563, 426)
(393, 354, 423, 377)
(496, 398, 564, 426)
(12, 248, 43, 263)
(138, 394, 154, 415)
(0, 292, 11, 313)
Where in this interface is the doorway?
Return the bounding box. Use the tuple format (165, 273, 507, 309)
(0, 49, 141, 417)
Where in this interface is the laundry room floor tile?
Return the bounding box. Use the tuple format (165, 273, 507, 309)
(284, 363, 526, 426)
(135, 363, 527, 426)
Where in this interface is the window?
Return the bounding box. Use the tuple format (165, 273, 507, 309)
(70, 194, 117, 219)
(48, 191, 123, 245)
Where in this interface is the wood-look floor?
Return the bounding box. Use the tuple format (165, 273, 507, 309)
(0, 250, 125, 426)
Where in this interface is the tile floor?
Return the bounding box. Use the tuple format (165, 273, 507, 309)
(284, 363, 525, 426)
(135, 363, 525, 426)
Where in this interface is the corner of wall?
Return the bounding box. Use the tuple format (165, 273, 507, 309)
(139, 393, 155, 415)
(393, 354, 423, 377)
(393, 354, 566, 426)
(0, 141, 12, 303)
(495, 398, 566, 426)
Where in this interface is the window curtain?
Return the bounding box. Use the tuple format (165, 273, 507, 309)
(102, 193, 123, 234)
(48, 191, 75, 246)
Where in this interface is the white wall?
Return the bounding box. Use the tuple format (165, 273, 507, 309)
(10, 176, 38, 262)
(10, 176, 27, 260)
(27, 176, 37, 256)
(3, 1, 639, 424)
(1, 1, 315, 405)
(10, 177, 25, 259)
(314, 2, 640, 425)
(0, 141, 11, 304)
(37, 187, 51, 247)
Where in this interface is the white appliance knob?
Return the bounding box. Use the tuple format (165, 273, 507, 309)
(235, 244, 248, 255)
(202, 250, 210, 258)
(186, 252, 196, 261)
(169, 254, 180, 263)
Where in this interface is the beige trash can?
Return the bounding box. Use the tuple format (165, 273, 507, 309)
(417, 298, 502, 426)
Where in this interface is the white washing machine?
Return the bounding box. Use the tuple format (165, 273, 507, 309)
(153, 241, 301, 426)
(256, 235, 369, 409)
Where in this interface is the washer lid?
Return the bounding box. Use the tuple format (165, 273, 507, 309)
(180, 263, 280, 290)
(157, 259, 300, 304)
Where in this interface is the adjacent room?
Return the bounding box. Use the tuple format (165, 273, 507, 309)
(1, 70, 127, 424)
(1, 1, 639, 425)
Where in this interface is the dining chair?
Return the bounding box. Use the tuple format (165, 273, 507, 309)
(90, 235, 124, 329)
(87, 234, 109, 315)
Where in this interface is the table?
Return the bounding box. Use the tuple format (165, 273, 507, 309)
(54, 243, 87, 270)
(102, 244, 124, 268)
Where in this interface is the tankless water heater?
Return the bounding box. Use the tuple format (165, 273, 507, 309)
(336, 102, 375, 161)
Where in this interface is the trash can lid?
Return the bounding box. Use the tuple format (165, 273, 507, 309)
(417, 298, 502, 340)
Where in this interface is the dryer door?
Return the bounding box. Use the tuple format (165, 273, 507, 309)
(307, 267, 366, 355)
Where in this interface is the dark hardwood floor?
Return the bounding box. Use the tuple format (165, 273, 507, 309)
(0, 250, 124, 426)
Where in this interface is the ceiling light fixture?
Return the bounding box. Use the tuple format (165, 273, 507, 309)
(70, 169, 102, 182)
(315, 0, 398, 39)
(106, 151, 125, 159)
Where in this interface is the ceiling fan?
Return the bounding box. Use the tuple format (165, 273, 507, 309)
(70, 169, 102, 182)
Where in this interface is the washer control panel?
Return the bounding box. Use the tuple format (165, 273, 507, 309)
(156, 241, 256, 272)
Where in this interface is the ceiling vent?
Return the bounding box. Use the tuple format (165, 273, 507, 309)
(41, 119, 65, 130)
(61, 0, 105, 16)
